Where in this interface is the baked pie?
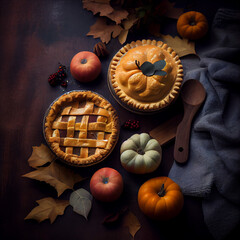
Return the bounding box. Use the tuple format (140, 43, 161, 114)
(44, 91, 119, 166)
(110, 39, 183, 112)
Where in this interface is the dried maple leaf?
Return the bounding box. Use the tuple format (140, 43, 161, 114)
(118, 14, 139, 44)
(83, 0, 128, 24)
(155, 0, 184, 19)
(160, 34, 196, 57)
(87, 17, 123, 43)
(82, 0, 113, 17)
(106, 7, 129, 24)
(122, 210, 141, 239)
(22, 161, 85, 197)
(28, 144, 55, 169)
(24, 197, 69, 223)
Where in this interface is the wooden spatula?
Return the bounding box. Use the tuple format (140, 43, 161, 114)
(174, 79, 206, 164)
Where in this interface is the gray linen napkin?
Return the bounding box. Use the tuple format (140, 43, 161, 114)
(168, 8, 240, 240)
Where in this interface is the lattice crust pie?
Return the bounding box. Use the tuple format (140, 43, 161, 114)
(110, 39, 183, 111)
(44, 91, 119, 166)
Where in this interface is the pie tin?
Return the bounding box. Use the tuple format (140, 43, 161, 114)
(43, 90, 120, 167)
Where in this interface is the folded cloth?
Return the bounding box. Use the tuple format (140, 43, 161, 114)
(168, 8, 240, 240)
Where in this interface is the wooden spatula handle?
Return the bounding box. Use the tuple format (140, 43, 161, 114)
(174, 105, 198, 164)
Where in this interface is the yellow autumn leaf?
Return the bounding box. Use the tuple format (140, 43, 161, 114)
(160, 34, 196, 57)
(24, 197, 69, 223)
(28, 144, 55, 169)
(122, 210, 141, 239)
(22, 161, 86, 197)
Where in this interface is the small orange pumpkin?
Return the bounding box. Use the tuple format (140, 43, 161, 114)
(138, 176, 184, 220)
(177, 11, 208, 40)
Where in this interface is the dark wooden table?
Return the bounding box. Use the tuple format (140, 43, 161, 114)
(0, 1, 239, 240)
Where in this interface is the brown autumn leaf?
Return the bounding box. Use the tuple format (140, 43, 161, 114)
(118, 14, 139, 44)
(106, 7, 129, 24)
(156, 0, 184, 19)
(28, 144, 55, 169)
(87, 17, 123, 43)
(22, 160, 85, 197)
(83, 0, 128, 24)
(160, 34, 196, 57)
(82, 0, 113, 17)
(24, 197, 69, 223)
(122, 210, 141, 239)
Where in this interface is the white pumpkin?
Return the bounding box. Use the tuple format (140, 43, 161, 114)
(120, 133, 162, 174)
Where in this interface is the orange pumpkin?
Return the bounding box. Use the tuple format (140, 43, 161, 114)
(177, 11, 208, 40)
(138, 176, 184, 220)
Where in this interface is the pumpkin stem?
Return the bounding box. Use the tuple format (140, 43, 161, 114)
(158, 184, 166, 197)
(189, 21, 196, 26)
(135, 60, 141, 69)
(137, 148, 145, 155)
(189, 15, 197, 26)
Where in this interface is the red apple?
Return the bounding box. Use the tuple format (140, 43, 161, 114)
(90, 167, 123, 202)
(70, 51, 101, 82)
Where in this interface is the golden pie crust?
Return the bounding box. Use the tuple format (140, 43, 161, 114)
(44, 91, 119, 166)
(110, 39, 183, 111)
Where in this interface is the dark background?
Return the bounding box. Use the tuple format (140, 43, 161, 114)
(0, 0, 239, 240)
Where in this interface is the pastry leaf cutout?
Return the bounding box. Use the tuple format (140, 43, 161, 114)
(153, 60, 166, 70)
(154, 70, 167, 76)
(135, 60, 167, 77)
(140, 61, 155, 76)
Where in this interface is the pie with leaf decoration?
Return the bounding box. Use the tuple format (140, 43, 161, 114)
(110, 39, 183, 112)
(44, 91, 119, 167)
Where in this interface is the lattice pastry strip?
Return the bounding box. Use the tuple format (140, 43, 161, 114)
(64, 101, 79, 155)
(65, 116, 76, 154)
(95, 115, 107, 155)
(52, 121, 110, 132)
(79, 115, 89, 158)
(78, 102, 93, 158)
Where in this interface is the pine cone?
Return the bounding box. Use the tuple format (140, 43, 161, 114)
(93, 42, 109, 58)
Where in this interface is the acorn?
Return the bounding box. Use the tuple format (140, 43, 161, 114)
(93, 42, 109, 58)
